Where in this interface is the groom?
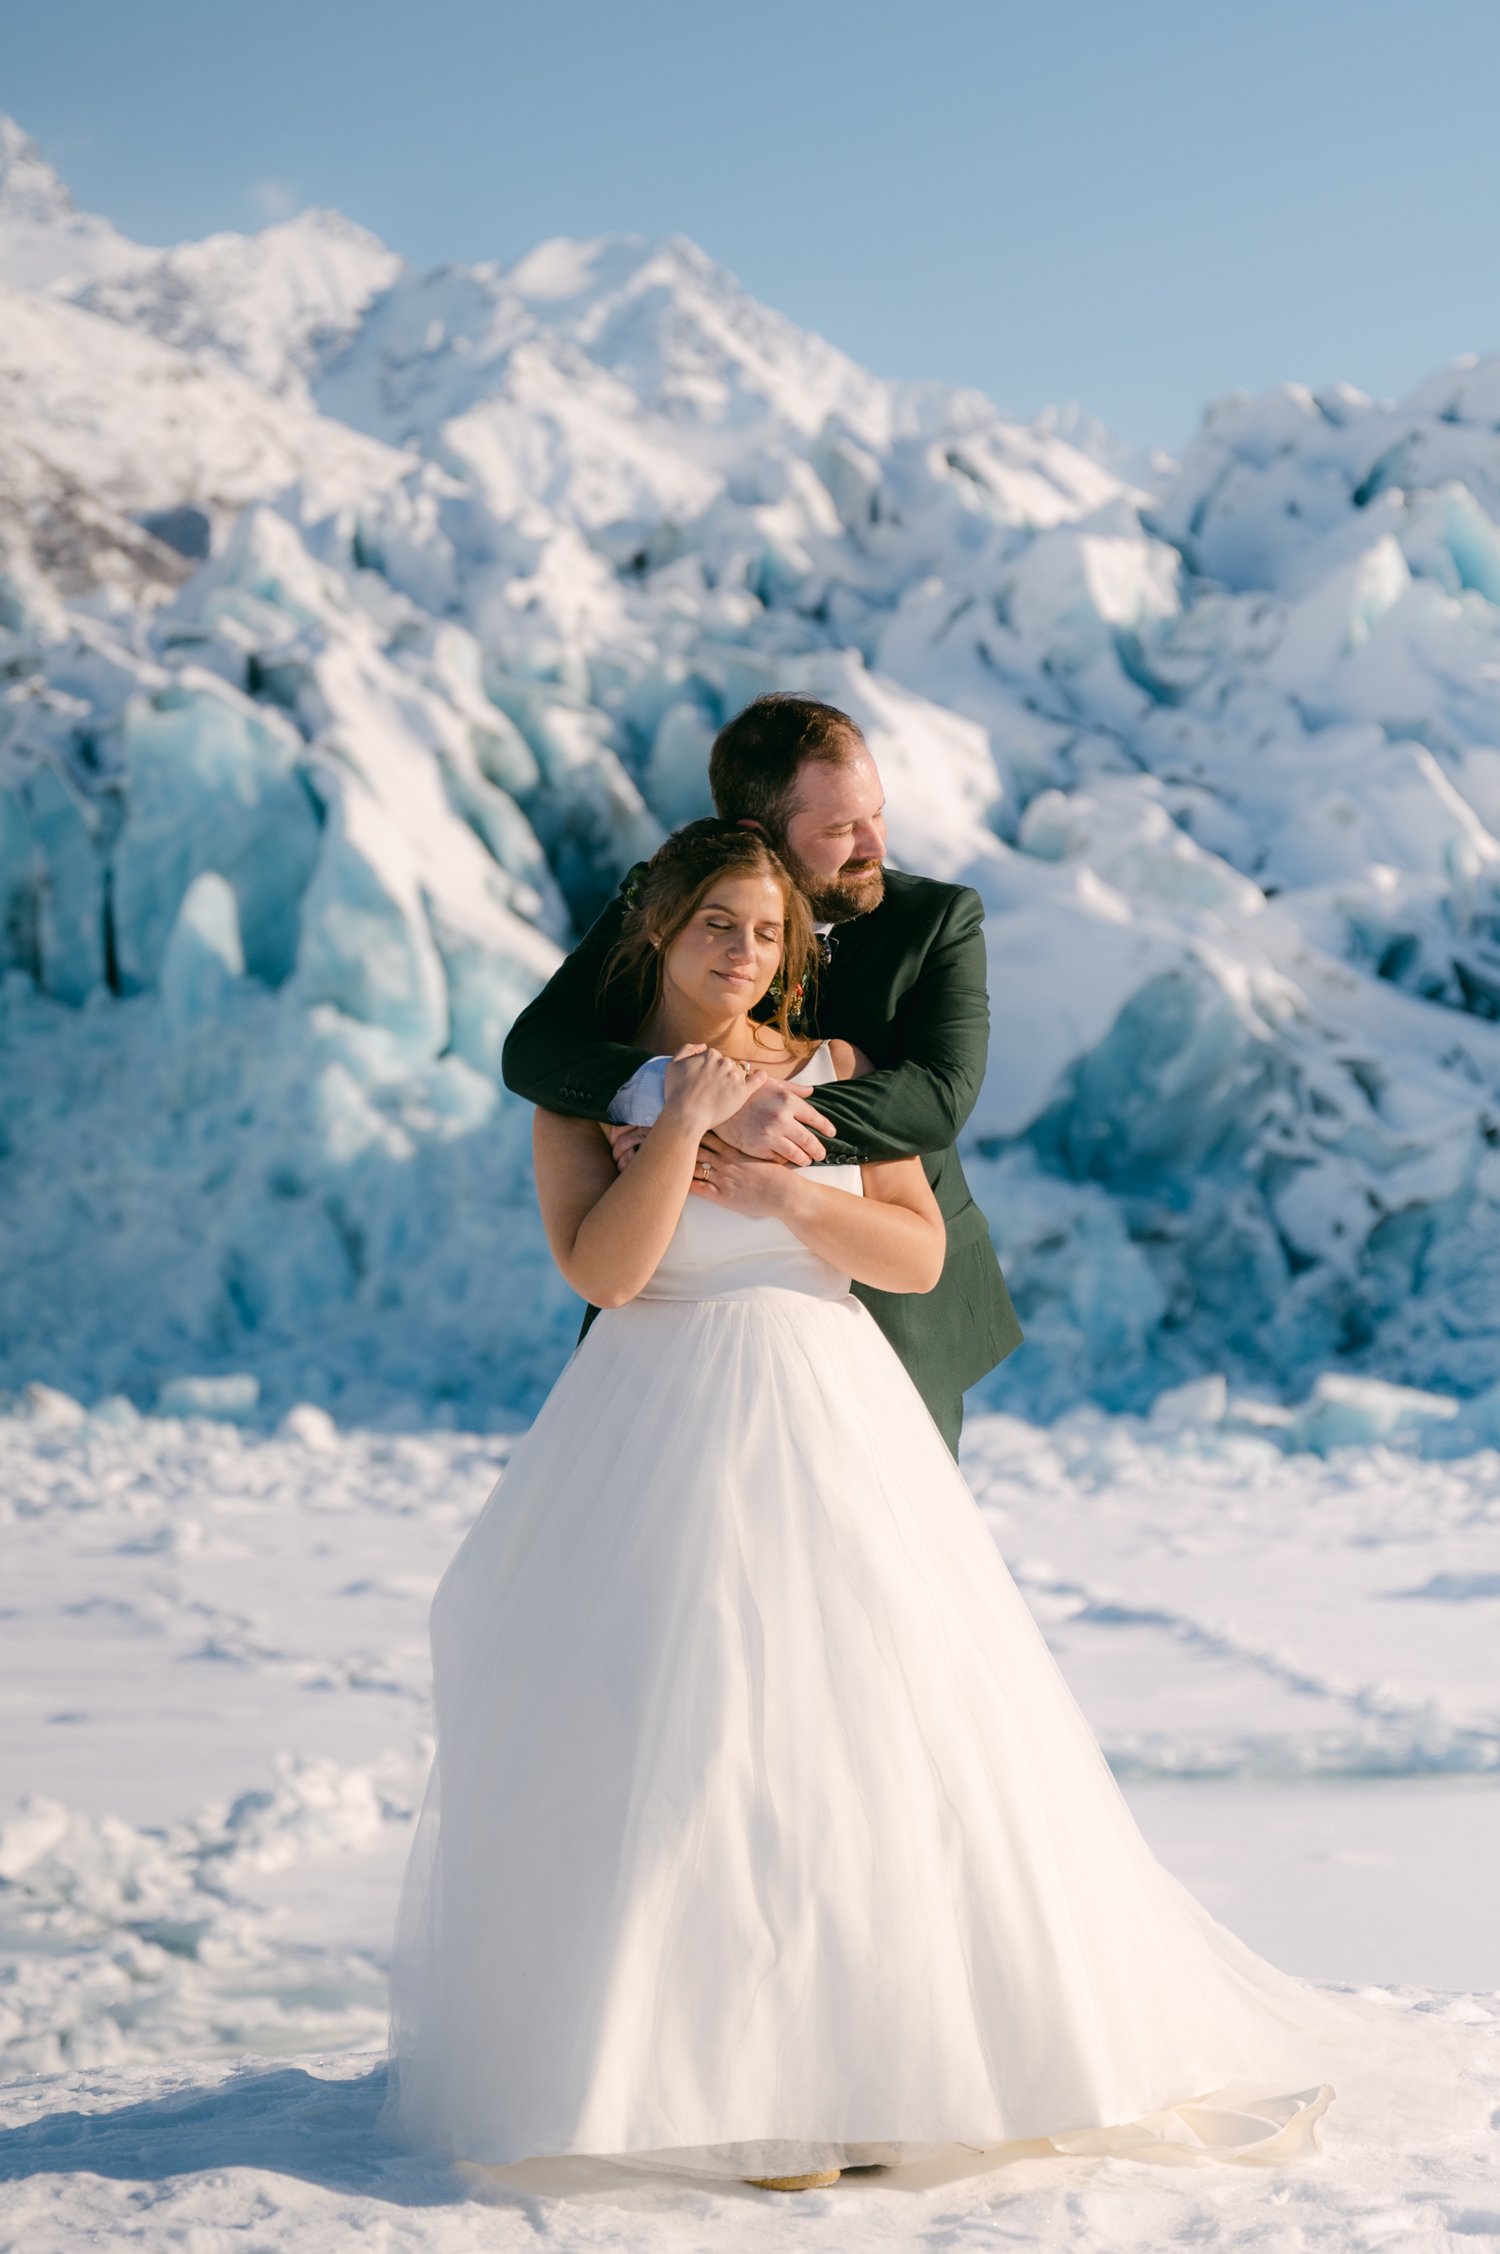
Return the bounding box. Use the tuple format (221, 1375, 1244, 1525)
(501, 692, 1023, 1453)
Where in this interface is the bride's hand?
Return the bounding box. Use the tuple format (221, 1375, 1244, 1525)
(662, 1045, 768, 1136)
(688, 1135, 794, 1219)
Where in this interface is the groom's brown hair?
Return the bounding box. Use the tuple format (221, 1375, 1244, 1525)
(709, 694, 864, 843)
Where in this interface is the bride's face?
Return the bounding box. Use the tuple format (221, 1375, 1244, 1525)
(660, 869, 787, 1018)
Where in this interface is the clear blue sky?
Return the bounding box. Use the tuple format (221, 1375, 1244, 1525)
(7, 0, 1497, 453)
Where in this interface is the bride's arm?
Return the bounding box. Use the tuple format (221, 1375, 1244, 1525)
(693, 1041, 946, 1294)
(533, 1046, 762, 1308)
(778, 1148, 944, 1293)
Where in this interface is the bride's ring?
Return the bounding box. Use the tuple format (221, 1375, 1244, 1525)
(698, 1159, 713, 1180)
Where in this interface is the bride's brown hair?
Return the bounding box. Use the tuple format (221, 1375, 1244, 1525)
(602, 820, 819, 1048)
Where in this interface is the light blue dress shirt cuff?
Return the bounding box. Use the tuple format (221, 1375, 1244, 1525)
(608, 1056, 669, 1126)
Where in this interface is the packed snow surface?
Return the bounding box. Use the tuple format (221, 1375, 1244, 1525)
(1, 1391, 1496, 2249)
(8, 118, 1500, 1421)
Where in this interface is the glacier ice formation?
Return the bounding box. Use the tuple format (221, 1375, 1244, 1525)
(6, 115, 1500, 1430)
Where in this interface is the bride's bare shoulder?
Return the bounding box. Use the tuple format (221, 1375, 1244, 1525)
(532, 1107, 614, 1176)
(825, 1037, 873, 1081)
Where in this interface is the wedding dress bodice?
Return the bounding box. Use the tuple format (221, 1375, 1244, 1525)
(638, 1040, 863, 1304)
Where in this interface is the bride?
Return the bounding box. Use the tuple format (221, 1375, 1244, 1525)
(382, 820, 1482, 2193)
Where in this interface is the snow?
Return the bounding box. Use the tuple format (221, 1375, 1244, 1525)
(0, 117, 141, 293)
(74, 209, 402, 401)
(0, 1395, 1494, 2246)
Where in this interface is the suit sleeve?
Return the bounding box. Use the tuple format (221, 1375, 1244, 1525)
(812, 887, 990, 1165)
(499, 879, 654, 1121)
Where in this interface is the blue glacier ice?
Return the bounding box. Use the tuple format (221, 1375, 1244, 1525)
(111, 681, 318, 992)
(159, 869, 246, 1030)
(7, 113, 1500, 1431)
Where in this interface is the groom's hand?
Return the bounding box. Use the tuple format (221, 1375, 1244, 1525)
(604, 1122, 650, 1172)
(714, 1081, 835, 1166)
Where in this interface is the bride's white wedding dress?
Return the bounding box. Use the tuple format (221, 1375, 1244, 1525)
(383, 1044, 1484, 2184)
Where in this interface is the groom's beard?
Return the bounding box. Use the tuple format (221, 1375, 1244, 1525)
(778, 846, 887, 925)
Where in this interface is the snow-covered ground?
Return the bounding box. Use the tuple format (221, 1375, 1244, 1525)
(1, 1389, 1496, 2248)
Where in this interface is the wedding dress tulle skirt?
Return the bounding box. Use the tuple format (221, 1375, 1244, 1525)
(382, 1287, 1483, 2183)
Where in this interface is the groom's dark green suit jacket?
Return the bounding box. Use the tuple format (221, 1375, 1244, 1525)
(500, 867, 1024, 1451)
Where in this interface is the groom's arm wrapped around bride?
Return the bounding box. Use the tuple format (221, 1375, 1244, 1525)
(502, 863, 1023, 1450)
(503, 867, 982, 1158)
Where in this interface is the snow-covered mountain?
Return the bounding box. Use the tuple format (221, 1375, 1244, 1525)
(0, 114, 141, 291)
(74, 207, 402, 399)
(6, 111, 1500, 1429)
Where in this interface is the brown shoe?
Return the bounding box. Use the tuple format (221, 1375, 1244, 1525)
(744, 2168, 841, 2191)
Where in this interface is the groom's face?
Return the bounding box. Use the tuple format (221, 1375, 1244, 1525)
(779, 748, 888, 923)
